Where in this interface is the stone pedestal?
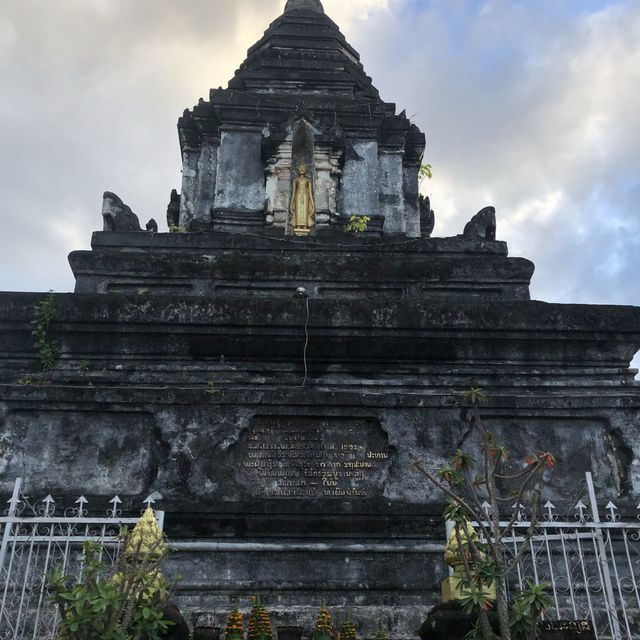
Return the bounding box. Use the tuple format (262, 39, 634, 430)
(419, 605, 595, 640)
(277, 626, 304, 640)
(193, 628, 220, 640)
(417, 602, 498, 640)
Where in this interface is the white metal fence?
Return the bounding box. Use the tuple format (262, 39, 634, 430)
(0, 478, 163, 640)
(469, 472, 639, 640)
(3, 473, 638, 639)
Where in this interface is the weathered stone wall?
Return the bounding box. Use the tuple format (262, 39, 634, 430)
(338, 139, 380, 219)
(0, 376, 638, 635)
(194, 139, 219, 223)
(1, 260, 638, 637)
(379, 150, 406, 234)
(214, 129, 265, 211)
(69, 232, 535, 299)
(180, 146, 200, 226)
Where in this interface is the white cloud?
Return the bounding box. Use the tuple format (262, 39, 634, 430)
(349, 0, 640, 309)
(0, 15, 17, 59)
(0, 0, 638, 349)
(323, 0, 390, 25)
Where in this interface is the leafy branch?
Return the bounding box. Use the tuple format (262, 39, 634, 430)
(31, 290, 59, 372)
(419, 163, 433, 188)
(410, 388, 555, 640)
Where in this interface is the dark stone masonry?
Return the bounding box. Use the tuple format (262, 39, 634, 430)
(1, 0, 639, 637)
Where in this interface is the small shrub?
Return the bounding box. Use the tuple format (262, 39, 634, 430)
(205, 380, 220, 397)
(344, 215, 370, 234)
(419, 163, 433, 185)
(32, 291, 59, 372)
(48, 508, 171, 640)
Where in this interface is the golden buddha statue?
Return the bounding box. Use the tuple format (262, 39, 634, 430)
(290, 163, 315, 236)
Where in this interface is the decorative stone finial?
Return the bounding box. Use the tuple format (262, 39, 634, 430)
(284, 0, 325, 13)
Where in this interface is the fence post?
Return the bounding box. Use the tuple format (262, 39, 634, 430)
(0, 477, 22, 630)
(0, 478, 22, 574)
(585, 472, 622, 640)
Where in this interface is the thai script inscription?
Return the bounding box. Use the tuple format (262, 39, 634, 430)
(236, 417, 392, 499)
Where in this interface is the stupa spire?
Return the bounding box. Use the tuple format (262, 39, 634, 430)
(284, 0, 324, 13)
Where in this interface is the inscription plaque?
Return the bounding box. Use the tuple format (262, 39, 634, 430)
(233, 416, 392, 498)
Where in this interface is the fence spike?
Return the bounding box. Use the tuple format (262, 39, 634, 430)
(605, 501, 619, 521)
(42, 495, 55, 517)
(75, 496, 88, 516)
(574, 500, 588, 521)
(543, 501, 556, 520)
(512, 502, 526, 522)
(108, 495, 122, 518)
(142, 491, 163, 509)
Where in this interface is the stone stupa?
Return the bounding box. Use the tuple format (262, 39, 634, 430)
(0, 1, 639, 636)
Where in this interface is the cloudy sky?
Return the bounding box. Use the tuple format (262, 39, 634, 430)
(0, 0, 638, 368)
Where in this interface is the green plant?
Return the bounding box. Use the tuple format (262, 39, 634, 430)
(169, 224, 187, 233)
(205, 380, 220, 396)
(48, 524, 172, 640)
(410, 388, 555, 640)
(31, 291, 59, 372)
(344, 215, 370, 234)
(15, 376, 33, 386)
(510, 581, 552, 640)
(78, 359, 90, 374)
(419, 163, 433, 187)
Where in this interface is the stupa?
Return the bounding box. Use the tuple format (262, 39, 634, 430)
(1, 1, 639, 636)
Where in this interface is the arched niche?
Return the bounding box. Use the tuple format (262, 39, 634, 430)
(290, 119, 316, 186)
(264, 119, 342, 230)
